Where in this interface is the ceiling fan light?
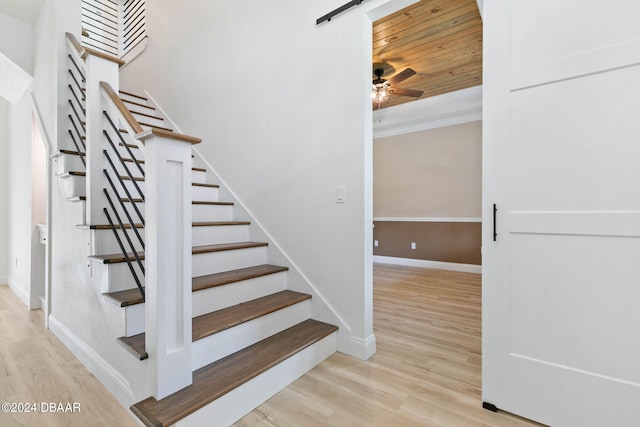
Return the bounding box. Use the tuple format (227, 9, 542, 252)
(372, 83, 390, 103)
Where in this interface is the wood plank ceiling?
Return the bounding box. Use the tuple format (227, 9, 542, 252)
(372, 0, 482, 109)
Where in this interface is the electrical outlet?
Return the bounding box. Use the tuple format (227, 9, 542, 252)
(411, 242, 416, 250)
(374, 240, 379, 247)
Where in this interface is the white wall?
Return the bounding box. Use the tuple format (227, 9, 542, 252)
(7, 91, 33, 306)
(0, 12, 34, 74)
(0, 98, 9, 284)
(120, 0, 416, 357)
(32, 0, 57, 150)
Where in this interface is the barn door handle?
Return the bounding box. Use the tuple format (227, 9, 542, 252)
(493, 204, 497, 241)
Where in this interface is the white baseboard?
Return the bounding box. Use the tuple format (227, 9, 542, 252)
(48, 315, 135, 406)
(348, 334, 377, 360)
(373, 256, 482, 274)
(7, 276, 30, 308)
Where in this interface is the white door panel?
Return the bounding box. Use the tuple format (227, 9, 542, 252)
(483, 1, 640, 425)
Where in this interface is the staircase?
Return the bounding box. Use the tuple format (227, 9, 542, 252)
(53, 34, 338, 426)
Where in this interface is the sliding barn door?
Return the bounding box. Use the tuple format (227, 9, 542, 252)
(482, 1, 640, 425)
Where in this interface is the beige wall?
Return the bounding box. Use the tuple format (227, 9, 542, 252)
(373, 121, 482, 265)
(374, 121, 482, 218)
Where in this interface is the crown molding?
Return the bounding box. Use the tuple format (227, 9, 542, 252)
(373, 85, 482, 138)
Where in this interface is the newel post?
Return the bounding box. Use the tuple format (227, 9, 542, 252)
(83, 50, 124, 224)
(137, 129, 201, 399)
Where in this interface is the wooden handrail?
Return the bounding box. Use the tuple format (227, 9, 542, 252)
(66, 32, 84, 55)
(100, 81, 145, 134)
(83, 47, 126, 68)
(67, 31, 126, 68)
(136, 127, 202, 145)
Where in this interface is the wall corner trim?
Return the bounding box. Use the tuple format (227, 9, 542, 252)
(373, 256, 482, 274)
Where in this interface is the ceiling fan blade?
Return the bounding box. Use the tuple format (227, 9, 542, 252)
(392, 87, 424, 97)
(387, 68, 416, 86)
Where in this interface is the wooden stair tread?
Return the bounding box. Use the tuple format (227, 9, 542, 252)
(192, 221, 249, 227)
(192, 182, 219, 188)
(192, 241, 267, 255)
(121, 98, 155, 111)
(89, 242, 268, 264)
(192, 201, 233, 206)
(103, 264, 288, 307)
(120, 175, 145, 182)
(117, 334, 147, 360)
(119, 90, 147, 101)
(77, 223, 143, 230)
(193, 264, 288, 292)
(121, 158, 145, 164)
(59, 149, 86, 156)
(130, 109, 164, 121)
(103, 288, 144, 307)
(130, 319, 337, 427)
(139, 122, 173, 132)
(193, 290, 310, 340)
(59, 171, 86, 177)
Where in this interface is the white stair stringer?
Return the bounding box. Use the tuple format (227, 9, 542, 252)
(176, 332, 337, 427)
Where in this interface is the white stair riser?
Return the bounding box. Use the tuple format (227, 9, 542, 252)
(192, 225, 250, 246)
(120, 179, 146, 199)
(191, 170, 206, 184)
(192, 272, 287, 317)
(123, 271, 289, 334)
(119, 181, 219, 202)
(193, 204, 233, 222)
(192, 300, 311, 370)
(55, 153, 85, 175)
(103, 162, 205, 184)
(93, 246, 267, 293)
(122, 98, 153, 109)
(109, 202, 233, 222)
(120, 93, 149, 105)
(124, 303, 144, 337)
(91, 228, 145, 254)
(90, 259, 145, 293)
(193, 246, 267, 277)
(91, 223, 249, 254)
(132, 112, 165, 128)
(109, 202, 145, 227)
(58, 174, 86, 198)
(116, 161, 146, 180)
(191, 185, 219, 202)
(176, 332, 338, 427)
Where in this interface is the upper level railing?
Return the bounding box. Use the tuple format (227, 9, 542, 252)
(81, 0, 147, 61)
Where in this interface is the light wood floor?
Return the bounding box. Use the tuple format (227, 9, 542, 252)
(0, 285, 138, 427)
(235, 264, 544, 427)
(1, 266, 545, 426)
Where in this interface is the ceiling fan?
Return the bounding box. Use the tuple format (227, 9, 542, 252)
(372, 67, 424, 108)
